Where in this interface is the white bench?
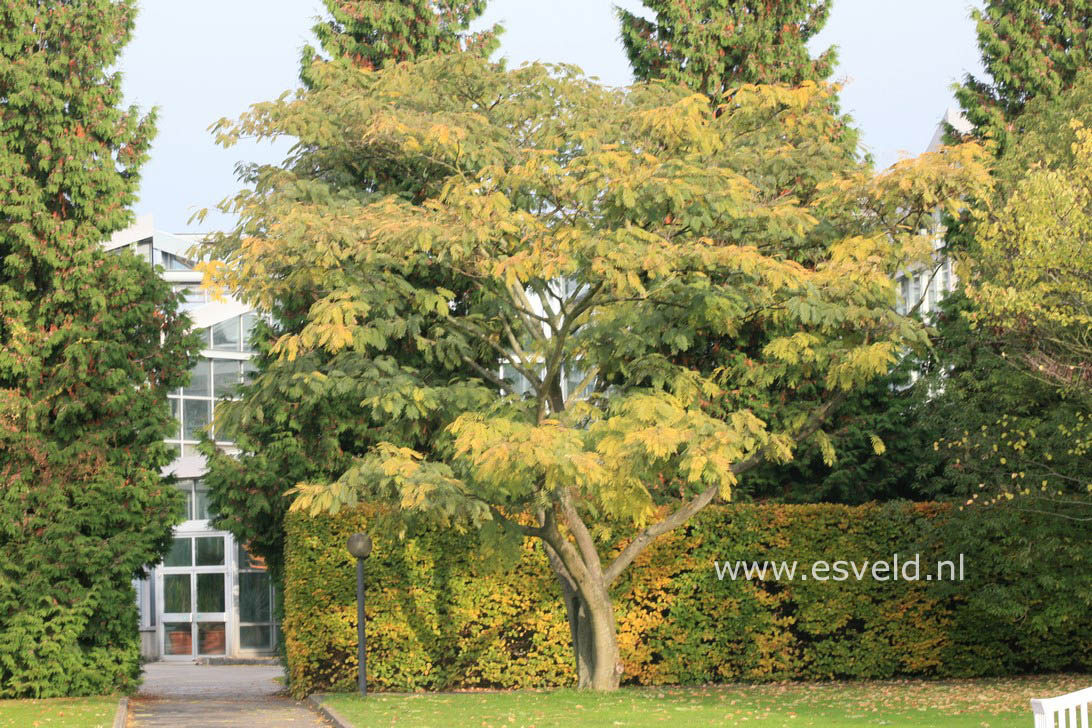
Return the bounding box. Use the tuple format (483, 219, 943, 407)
(1032, 687, 1092, 728)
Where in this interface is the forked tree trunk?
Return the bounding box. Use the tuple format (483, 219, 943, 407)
(526, 401, 842, 690)
(545, 544, 622, 690)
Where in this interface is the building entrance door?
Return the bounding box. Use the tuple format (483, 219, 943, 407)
(156, 532, 231, 658)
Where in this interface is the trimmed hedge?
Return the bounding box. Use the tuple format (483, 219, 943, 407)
(283, 502, 1092, 696)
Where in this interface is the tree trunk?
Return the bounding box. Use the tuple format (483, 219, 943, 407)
(570, 589, 596, 687)
(544, 544, 621, 690)
(581, 581, 622, 690)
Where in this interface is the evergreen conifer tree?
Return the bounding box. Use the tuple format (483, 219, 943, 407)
(618, 0, 836, 98)
(955, 0, 1092, 149)
(300, 0, 499, 87)
(0, 0, 197, 696)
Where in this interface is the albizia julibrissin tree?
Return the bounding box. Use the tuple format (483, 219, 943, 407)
(201, 56, 989, 690)
(0, 0, 197, 697)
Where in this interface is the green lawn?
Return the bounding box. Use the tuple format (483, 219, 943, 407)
(0, 696, 118, 728)
(320, 675, 1090, 727)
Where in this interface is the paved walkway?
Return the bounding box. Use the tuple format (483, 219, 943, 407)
(128, 663, 330, 727)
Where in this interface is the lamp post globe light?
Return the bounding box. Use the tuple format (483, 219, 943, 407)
(347, 532, 372, 560)
(347, 532, 373, 697)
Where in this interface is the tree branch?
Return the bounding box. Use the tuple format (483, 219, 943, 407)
(603, 391, 848, 585)
(447, 316, 541, 390)
(488, 505, 544, 538)
(557, 487, 606, 581)
(536, 506, 597, 593)
(460, 354, 511, 392)
(602, 452, 762, 586)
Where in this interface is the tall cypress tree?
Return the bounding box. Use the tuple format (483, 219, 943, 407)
(0, 0, 197, 697)
(301, 0, 499, 86)
(618, 0, 836, 98)
(956, 0, 1092, 149)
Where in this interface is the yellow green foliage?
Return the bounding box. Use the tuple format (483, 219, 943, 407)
(201, 57, 990, 529)
(968, 121, 1092, 394)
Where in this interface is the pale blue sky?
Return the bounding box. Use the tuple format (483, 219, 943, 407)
(120, 0, 984, 233)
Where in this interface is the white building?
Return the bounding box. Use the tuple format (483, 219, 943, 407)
(105, 216, 277, 661)
(893, 107, 973, 319)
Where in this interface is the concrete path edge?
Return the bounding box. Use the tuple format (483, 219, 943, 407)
(308, 695, 353, 728)
(113, 697, 128, 728)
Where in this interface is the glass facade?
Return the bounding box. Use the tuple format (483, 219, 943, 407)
(172, 283, 209, 311)
(237, 543, 277, 651)
(158, 533, 230, 658)
(154, 305, 277, 658)
(165, 314, 258, 457)
(174, 479, 213, 522)
(152, 528, 277, 659)
(117, 224, 277, 660)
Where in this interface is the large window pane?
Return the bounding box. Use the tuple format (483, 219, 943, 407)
(194, 486, 213, 521)
(196, 536, 224, 566)
(164, 538, 192, 567)
(163, 623, 192, 656)
(163, 252, 194, 271)
(182, 399, 211, 440)
(163, 574, 191, 613)
(198, 622, 226, 655)
(240, 625, 272, 650)
(237, 543, 266, 571)
(135, 241, 152, 264)
(168, 398, 181, 440)
(239, 572, 271, 622)
(564, 365, 589, 400)
(212, 360, 241, 399)
(184, 360, 210, 397)
(175, 482, 194, 521)
(212, 317, 240, 351)
(176, 289, 205, 312)
(196, 573, 225, 612)
(241, 313, 259, 351)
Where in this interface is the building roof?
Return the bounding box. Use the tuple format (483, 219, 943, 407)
(160, 454, 208, 479)
(925, 107, 974, 153)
